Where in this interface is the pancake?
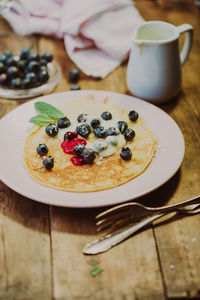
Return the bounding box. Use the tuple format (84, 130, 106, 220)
(24, 96, 157, 192)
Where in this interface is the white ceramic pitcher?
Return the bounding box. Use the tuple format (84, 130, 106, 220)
(126, 21, 193, 104)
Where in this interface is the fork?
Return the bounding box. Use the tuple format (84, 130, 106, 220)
(96, 193, 200, 232)
(83, 201, 200, 255)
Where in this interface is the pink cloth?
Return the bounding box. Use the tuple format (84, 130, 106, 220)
(2, 0, 144, 78)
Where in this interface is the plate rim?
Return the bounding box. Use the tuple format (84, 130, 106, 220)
(0, 90, 185, 208)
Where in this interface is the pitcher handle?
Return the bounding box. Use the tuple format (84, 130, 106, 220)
(177, 24, 193, 65)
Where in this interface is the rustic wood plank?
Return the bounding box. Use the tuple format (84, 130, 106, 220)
(0, 20, 52, 299)
(50, 206, 165, 300)
(0, 182, 52, 300)
(0, 1, 199, 298)
(0, 99, 18, 118)
(134, 1, 200, 298)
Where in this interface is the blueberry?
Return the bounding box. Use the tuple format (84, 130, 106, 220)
(91, 118, 101, 129)
(39, 58, 48, 66)
(45, 123, 59, 137)
(7, 66, 19, 79)
(117, 121, 128, 134)
(25, 72, 37, 84)
(64, 131, 78, 141)
(94, 126, 106, 138)
(124, 128, 135, 141)
(0, 62, 6, 74)
(129, 110, 139, 122)
(3, 50, 12, 58)
(41, 52, 53, 62)
(76, 123, 91, 139)
(27, 52, 39, 62)
(17, 60, 27, 72)
(70, 84, 80, 90)
(105, 127, 119, 136)
(73, 144, 85, 158)
(81, 148, 96, 164)
(5, 56, 18, 67)
(43, 156, 54, 170)
(57, 117, 71, 129)
(11, 78, 22, 89)
(38, 70, 49, 84)
(27, 61, 40, 72)
(77, 113, 88, 122)
(0, 55, 7, 63)
(101, 111, 112, 120)
(0, 73, 7, 85)
(39, 65, 48, 72)
(20, 48, 31, 60)
(21, 78, 31, 89)
(120, 147, 132, 161)
(36, 143, 49, 156)
(69, 68, 80, 83)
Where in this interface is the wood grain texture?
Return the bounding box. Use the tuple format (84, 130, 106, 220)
(0, 21, 52, 300)
(0, 182, 52, 300)
(50, 207, 165, 300)
(134, 1, 200, 298)
(0, 0, 200, 299)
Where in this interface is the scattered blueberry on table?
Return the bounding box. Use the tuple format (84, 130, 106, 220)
(70, 84, 80, 90)
(69, 68, 80, 83)
(0, 48, 53, 89)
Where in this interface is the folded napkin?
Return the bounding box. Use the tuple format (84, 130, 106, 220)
(2, 0, 144, 78)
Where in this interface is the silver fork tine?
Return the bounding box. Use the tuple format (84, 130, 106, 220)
(97, 217, 138, 233)
(96, 194, 200, 232)
(178, 204, 200, 214)
(96, 194, 200, 222)
(97, 203, 200, 234)
(96, 202, 137, 220)
(96, 203, 152, 231)
(97, 210, 136, 232)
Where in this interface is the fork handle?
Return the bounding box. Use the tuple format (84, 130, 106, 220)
(83, 213, 165, 255)
(152, 194, 200, 213)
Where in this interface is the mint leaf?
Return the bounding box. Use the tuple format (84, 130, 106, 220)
(29, 114, 54, 125)
(35, 102, 64, 119)
(90, 268, 103, 276)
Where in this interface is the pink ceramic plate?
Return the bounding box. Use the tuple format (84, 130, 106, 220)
(0, 91, 185, 208)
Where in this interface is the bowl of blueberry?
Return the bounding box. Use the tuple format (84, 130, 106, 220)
(0, 48, 61, 99)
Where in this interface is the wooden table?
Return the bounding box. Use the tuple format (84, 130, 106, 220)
(0, 1, 200, 299)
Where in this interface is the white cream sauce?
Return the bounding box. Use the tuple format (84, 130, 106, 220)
(57, 114, 126, 159)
